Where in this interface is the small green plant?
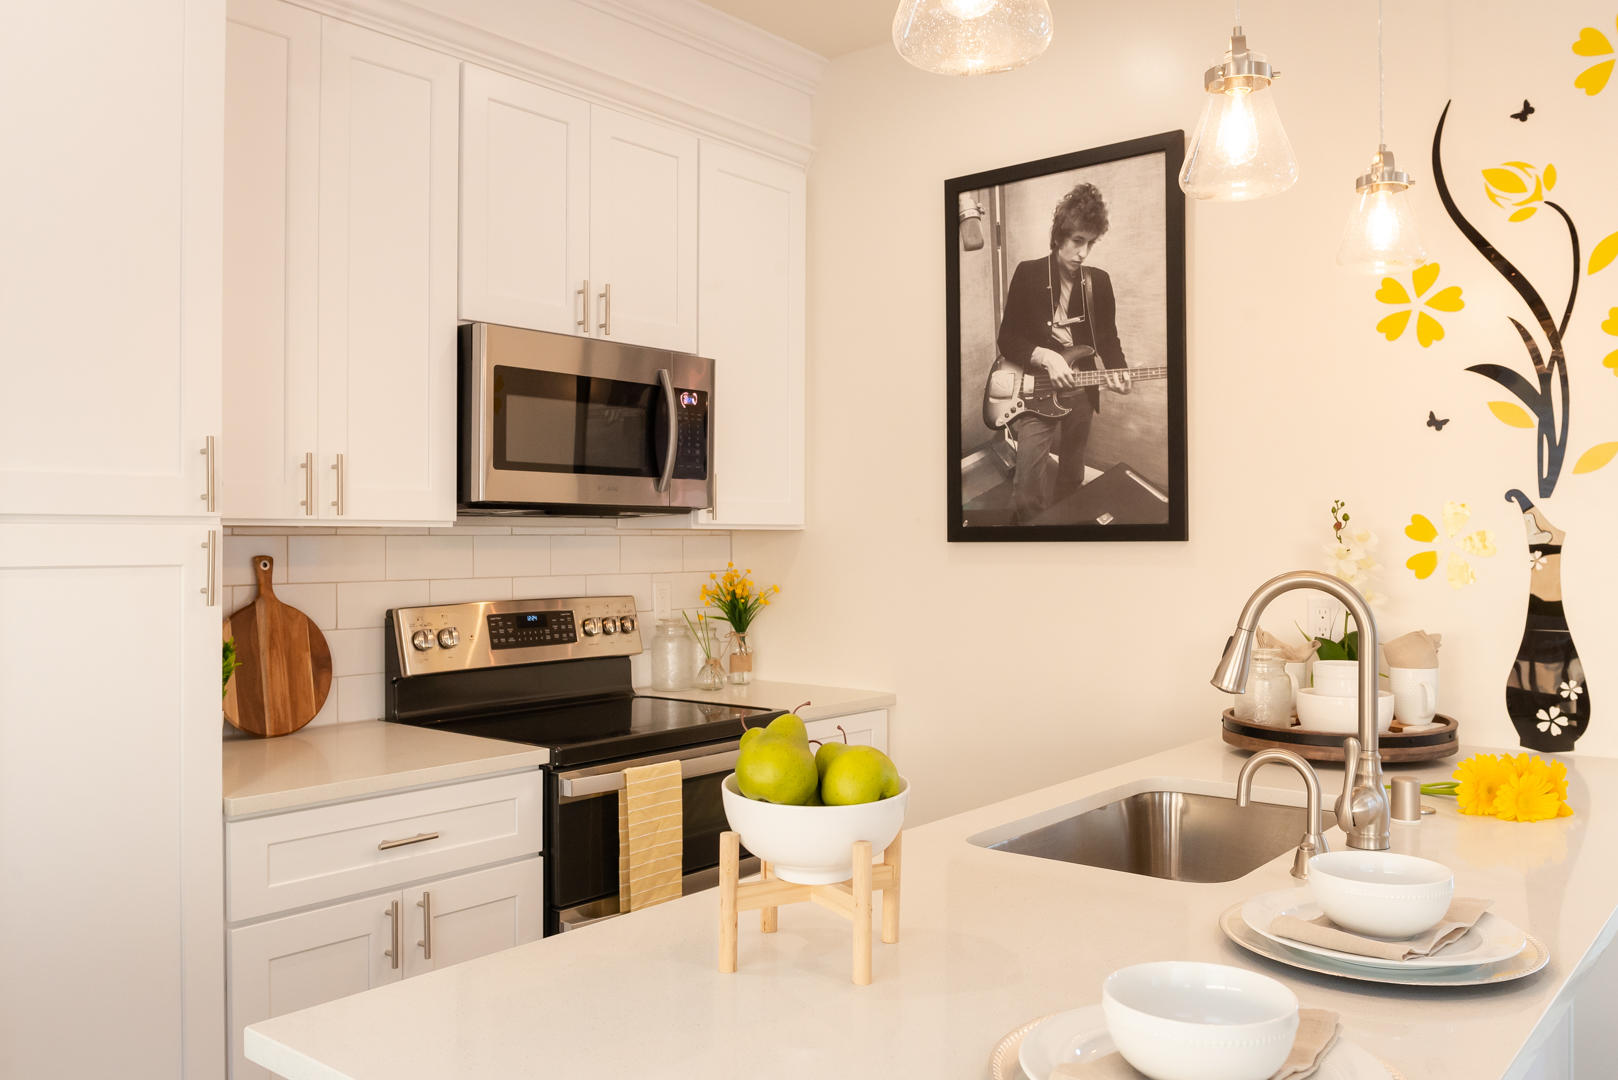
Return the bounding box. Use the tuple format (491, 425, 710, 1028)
(223, 637, 244, 698)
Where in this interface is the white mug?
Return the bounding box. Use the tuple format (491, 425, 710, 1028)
(1312, 660, 1359, 697)
(1390, 667, 1439, 724)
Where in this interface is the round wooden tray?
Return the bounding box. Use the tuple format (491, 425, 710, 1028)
(1221, 709, 1459, 763)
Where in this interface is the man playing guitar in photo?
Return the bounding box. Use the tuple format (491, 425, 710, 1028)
(995, 182, 1131, 524)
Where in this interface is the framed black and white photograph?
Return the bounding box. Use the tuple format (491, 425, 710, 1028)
(946, 132, 1188, 543)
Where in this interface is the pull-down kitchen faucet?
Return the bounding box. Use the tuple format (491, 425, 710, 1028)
(1212, 571, 1390, 852)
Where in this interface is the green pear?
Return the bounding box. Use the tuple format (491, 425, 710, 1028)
(735, 726, 817, 804)
(763, 712, 809, 746)
(739, 726, 764, 751)
(821, 745, 899, 805)
(815, 740, 848, 780)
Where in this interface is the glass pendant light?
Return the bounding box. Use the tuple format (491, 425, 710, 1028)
(1336, 0, 1425, 271)
(892, 0, 1054, 76)
(1178, 7, 1298, 201)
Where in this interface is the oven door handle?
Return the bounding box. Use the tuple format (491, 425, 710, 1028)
(654, 367, 677, 493)
(557, 741, 740, 801)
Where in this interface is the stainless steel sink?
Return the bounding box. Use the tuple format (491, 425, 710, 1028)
(974, 789, 1321, 883)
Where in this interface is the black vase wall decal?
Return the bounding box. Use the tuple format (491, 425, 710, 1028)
(1505, 490, 1588, 750)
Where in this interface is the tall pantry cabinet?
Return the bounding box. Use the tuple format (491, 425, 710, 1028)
(0, 0, 226, 1077)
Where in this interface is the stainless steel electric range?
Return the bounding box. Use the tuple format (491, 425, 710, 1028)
(383, 595, 779, 935)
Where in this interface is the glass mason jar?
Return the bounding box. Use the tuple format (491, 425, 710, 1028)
(1234, 648, 1295, 727)
(648, 617, 691, 691)
(727, 630, 753, 685)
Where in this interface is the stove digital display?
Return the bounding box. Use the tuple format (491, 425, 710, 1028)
(487, 610, 577, 649)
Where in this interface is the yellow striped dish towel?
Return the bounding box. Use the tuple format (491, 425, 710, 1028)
(617, 760, 684, 913)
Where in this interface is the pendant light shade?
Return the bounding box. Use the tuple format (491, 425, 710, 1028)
(1337, 147, 1425, 272)
(1178, 28, 1298, 201)
(892, 0, 1053, 76)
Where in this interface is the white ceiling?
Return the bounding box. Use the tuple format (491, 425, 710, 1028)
(701, 0, 894, 59)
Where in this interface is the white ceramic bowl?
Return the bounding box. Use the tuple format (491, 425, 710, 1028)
(1294, 686, 1394, 733)
(1102, 962, 1299, 1080)
(1308, 850, 1455, 938)
(720, 774, 908, 884)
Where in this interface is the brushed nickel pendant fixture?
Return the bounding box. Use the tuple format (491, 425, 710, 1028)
(1337, 0, 1425, 272)
(892, 0, 1054, 76)
(1179, 6, 1299, 201)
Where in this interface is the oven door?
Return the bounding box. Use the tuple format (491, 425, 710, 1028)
(461, 323, 712, 512)
(546, 738, 753, 934)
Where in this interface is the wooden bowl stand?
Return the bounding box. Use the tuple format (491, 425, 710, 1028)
(717, 830, 902, 986)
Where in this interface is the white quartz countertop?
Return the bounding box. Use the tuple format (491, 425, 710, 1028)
(222, 721, 547, 818)
(246, 737, 1618, 1078)
(637, 679, 894, 720)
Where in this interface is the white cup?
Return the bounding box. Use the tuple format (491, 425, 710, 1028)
(1311, 659, 1359, 696)
(1390, 667, 1439, 725)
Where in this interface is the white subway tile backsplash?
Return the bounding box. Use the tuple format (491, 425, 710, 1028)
(223, 535, 286, 586)
(511, 575, 590, 598)
(628, 650, 651, 688)
(655, 570, 717, 609)
(682, 535, 731, 571)
(473, 535, 552, 577)
(620, 536, 683, 573)
(337, 674, 384, 723)
(276, 583, 339, 629)
(337, 580, 430, 628)
(327, 628, 385, 677)
(386, 535, 474, 580)
(428, 578, 515, 605)
(584, 573, 653, 610)
(434, 524, 512, 535)
(288, 535, 387, 582)
(551, 535, 621, 575)
(510, 525, 586, 535)
(305, 691, 340, 728)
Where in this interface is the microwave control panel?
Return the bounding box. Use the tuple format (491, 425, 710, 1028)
(388, 596, 641, 676)
(674, 388, 709, 480)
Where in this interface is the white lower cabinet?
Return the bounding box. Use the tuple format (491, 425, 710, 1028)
(402, 859, 544, 978)
(804, 709, 888, 753)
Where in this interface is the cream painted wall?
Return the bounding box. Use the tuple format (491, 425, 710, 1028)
(735, 0, 1618, 825)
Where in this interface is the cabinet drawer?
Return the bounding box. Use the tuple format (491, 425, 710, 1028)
(227, 770, 542, 921)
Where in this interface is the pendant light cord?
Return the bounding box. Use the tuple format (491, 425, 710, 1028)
(1378, 0, 1385, 147)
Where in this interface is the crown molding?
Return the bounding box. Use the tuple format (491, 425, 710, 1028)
(292, 0, 817, 165)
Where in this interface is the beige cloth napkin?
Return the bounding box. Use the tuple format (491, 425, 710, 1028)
(1270, 897, 1490, 961)
(1049, 1009, 1341, 1080)
(617, 761, 683, 913)
(1258, 629, 1318, 664)
(1382, 630, 1442, 669)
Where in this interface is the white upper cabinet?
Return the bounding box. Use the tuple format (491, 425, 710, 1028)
(459, 65, 591, 335)
(222, 3, 458, 524)
(0, 0, 220, 517)
(696, 142, 806, 528)
(588, 107, 699, 353)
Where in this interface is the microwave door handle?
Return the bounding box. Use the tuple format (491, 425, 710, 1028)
(655, 367, 677, 493)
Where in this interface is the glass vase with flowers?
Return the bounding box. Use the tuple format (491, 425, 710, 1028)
(683, 611, 727, 690)
(701, 563, 781, 685)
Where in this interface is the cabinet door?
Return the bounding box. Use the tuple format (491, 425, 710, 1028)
(695, 142, 805, 528)
(588, 107, 698, 353)
(0, 523, 223, 1079)
(317, 19, 458, 523)
(0, 0, 219, 517)
(805, 710, 888, 754)
(401, 857, 544, 978)
(229, 892, 404, 1080)
(222, 0, 321, 520)
(460, 64, 591, 334)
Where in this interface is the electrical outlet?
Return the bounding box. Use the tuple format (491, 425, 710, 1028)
(1306, 598, 1342, 640)
(652, 582, 673, 621)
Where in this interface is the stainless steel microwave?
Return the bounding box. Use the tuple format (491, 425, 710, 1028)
(458, 323, 714, 515)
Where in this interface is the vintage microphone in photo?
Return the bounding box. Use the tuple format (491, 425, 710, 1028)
(957, 191, 985, 251)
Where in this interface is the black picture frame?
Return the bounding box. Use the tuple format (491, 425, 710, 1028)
(945, 131, 1188, 543)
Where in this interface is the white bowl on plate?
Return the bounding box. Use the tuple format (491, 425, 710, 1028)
(1294, 687, 1394, 733)
(1308, 850, 1454, 938)
(1101, 961, 1299, 1080)
(720, 773, 908, 884)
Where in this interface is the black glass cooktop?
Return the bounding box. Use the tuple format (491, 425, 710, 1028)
(392, 694, 779, 767)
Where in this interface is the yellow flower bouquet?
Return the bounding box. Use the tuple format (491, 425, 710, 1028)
(1452, 752, 1574, 822)
(700, 563, 780, 633)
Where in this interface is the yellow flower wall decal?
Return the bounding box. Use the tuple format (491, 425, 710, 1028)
(1604, 308, 1618, 373)
(1572, 16, 1617, 95)
(1592, 232, 1618, 275)
(1375, 262, 1464, 347)
(1482, 161, 1556, 222)
(1404, 501, 1496, 587)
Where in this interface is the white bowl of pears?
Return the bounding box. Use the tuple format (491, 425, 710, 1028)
(721, 712, 908, 885)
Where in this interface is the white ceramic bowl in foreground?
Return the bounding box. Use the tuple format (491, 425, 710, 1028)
(720, 774, 908, 884)
(1101, 961, 1299, 1080)
(1294, 687, 1394, 733)
(1308, 850, 1455, 938)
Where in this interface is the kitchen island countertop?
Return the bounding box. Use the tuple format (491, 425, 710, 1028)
(245, 736, 1618, 1078)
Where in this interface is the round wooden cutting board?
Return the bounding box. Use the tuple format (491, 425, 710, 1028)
(223, 555, 333, 737)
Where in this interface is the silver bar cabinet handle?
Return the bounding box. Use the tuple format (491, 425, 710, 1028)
(200, 529, 218, 607)
(200, 435, 217, 512)
(299, 451, 314, 515)
(576, 278, 590, 331)
(655, 368, 676, 493)
(384, 899, 400, 969)
(377, 830, 439, 851)
(598, 283, 611, 336)
(417, 891, 433, 960)
(330, 453, 345, 515)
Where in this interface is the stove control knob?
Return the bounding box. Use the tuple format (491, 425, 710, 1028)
(601, 616, 619, 635)
(410, 629, 435, 651)
(437, 627, 460, 649)
(619, 615, 637, 632)
(581, 617, 601, 636)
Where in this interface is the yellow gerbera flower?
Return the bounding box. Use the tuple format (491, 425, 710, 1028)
(1454, 753, 1512, 816)
(1572, 17, 1617, 96)
(1493, 767, 1565, 822)
(1375, 262, 1465, 347)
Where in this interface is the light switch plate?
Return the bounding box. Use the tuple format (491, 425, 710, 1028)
(652, 582, 673, 621)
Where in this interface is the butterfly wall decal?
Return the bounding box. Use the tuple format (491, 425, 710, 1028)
(1509, 99, 1534, 122)
(1427, 410, 1451, 431)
